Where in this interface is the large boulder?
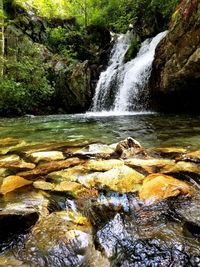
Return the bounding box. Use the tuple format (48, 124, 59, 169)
(149, 0, 200, 113)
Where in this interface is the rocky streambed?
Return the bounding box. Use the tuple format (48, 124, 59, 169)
(1, 137, 200, 266)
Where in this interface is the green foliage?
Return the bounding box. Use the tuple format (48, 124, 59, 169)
(0, 36, 54, 115)
(124, 38, 141, 63)
(88, 0, 179, 33)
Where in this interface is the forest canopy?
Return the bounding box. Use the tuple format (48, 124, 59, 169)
(13, 0, 179, 31)
(0, 0, 179, 116)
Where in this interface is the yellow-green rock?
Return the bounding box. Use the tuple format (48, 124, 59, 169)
(139, 173, 192, 204)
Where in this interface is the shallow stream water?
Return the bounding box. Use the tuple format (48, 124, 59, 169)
(1, 112, 200, 266)
(1, 112, 200, 149)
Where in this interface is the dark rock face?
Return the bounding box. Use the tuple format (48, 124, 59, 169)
(149, 0, 200, 113)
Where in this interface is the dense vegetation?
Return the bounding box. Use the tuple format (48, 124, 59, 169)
(0, 0, 179, 116)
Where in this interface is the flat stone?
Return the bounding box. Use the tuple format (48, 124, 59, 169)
(17, 158, 85, 179)
(0, 154, 20, 163)
(75, 143, 115, 156)
(139, 173, 192, 204)
(83, 159, 124, 171)
(54, 181, 84, 194)
(0, 176, 32, 195)
(47, 166, 88, 183)
(125, 158, 175, 174)
(161, 161, 200, 174)
(28, 151, 65, 163)
(33, 180, 55, 191)
(153, 147, 187, 158)
(0, 160, 35, 171)
(1, 190, 49, 216)
(0, 140, 27, 155)
(177, 150, 200, 163)
(78, 165, 144, 193)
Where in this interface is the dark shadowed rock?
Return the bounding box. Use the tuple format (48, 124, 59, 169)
(149, 0, 200, 113)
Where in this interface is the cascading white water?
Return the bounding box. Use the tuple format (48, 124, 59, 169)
(90, 31, 167, 113)
(91, 31, 133, 111)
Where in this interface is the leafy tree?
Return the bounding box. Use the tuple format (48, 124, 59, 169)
(0, 35, 54, 115)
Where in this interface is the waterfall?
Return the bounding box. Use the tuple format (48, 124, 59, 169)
(90, 31, 167, 113)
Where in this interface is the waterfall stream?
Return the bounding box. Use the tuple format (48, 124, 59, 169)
(91, 31, 167, 113)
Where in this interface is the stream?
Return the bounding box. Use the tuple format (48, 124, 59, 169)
(1, 113, 200, 266)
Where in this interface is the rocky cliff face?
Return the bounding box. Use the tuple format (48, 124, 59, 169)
(149, 0, 200, 113)
(4, 2, 111, 115)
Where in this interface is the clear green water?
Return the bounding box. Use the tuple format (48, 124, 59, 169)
(0, 112, 200, 149)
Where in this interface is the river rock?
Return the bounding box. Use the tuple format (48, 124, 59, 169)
(78, 165, 144, 193)
(161, 161, 200, 174)
(28, 151, 65, 163)
(1, 189, 49, 217)
(0, 140, 27, 155)
(152, 147, 187, 158)
(0, 211, 39, 254)
(74, 143, 115, 158)
(33, 180, 86, 197)
(176, 150, 200, 163)
(17, 158, 85, 179)
(115, 137, 145, 158)
(0, 176, 32, 195)
(19, 211, 93, 266)
(0, 158, 35, 171)
(0, 154, 20, 163)
(47, 166, 88, 183)
(125, 158, 175, 174)
(83, 159, 124, 171)
(139, 173, 192, 204)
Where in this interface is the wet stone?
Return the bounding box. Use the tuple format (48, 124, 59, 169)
(78, 165, 144, 193)
(114, 137, 145, 159)
(18, 211, 93, 267)
(110, 238, 197, 267)
(17, 158, 85, 179)
(0, 212, 39, 254)
(74, 143, 115, 158)
(28, 151, 65, 163)
(152, 147, 187, 159)
(177, 150, 200, 163)
(139, 173, 192, 204)
(161, 161, 200, 174)
(0, 176, 32, 195)
(83, 159, 124, 171)
(125, 158, 175, 174)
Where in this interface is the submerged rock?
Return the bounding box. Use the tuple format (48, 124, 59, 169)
(47, 166, 88, 183)
(139, 173, 192, 204)
(19, 211, 92, 266)
(0, 138, 26, 155)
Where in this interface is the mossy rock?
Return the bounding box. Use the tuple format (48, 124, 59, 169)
(124, 38, 141, 63)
